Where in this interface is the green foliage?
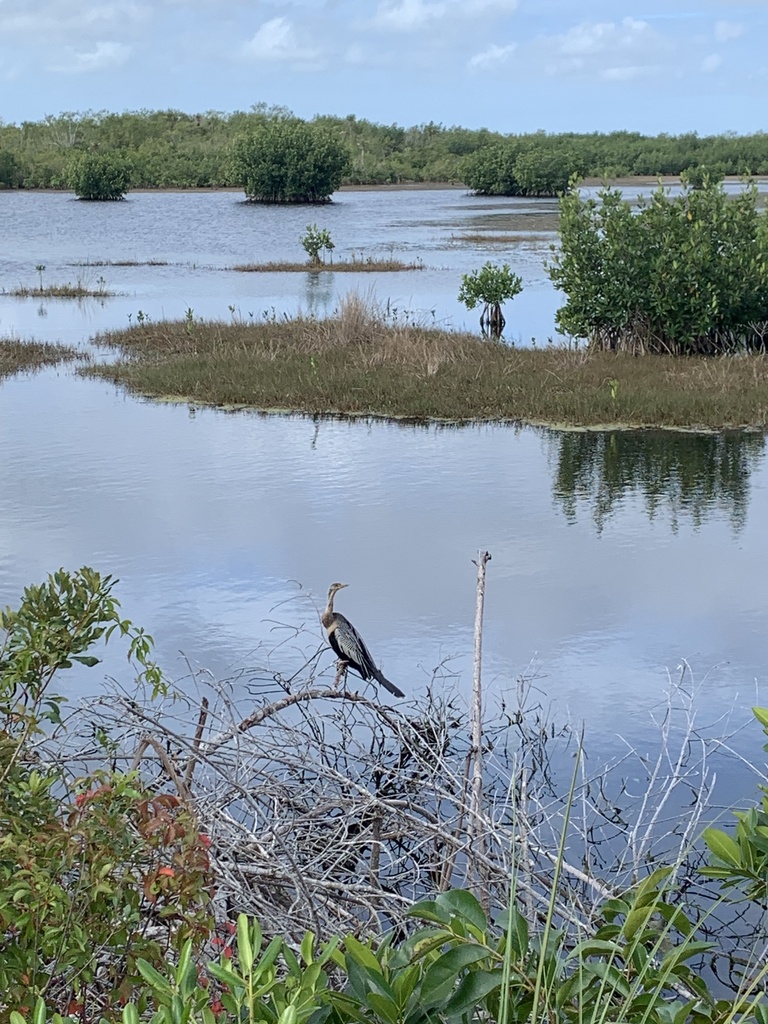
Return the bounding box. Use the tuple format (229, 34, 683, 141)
(0, 568, 212, 1016)
(459, 262, 522, 338)
(68, 151, 131, 200)
(700, 706, 768, 902)
(231, 119, 349, 203)
(458, 263, 523, 310)
(461, 142, 523, 195)
(463, 140, 580, 196)
(302, 224, 335, 265)
(548, 179, 768, 353)
(0, 150, 21, 188)
(4, 108, 768, 189)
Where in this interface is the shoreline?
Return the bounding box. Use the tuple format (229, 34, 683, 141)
(6, 176, 768, 197)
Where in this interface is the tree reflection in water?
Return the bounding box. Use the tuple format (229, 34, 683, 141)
(550, 429, 766, 533)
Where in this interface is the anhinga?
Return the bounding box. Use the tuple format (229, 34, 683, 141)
(321, 582, 405, 698)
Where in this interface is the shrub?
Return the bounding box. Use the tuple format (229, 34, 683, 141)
(458, 261, 523, 338)
(0, 568, 212, 1015)
(301, 224, 335, 265)
(231, 118, 348, 203)
(463, 141, 580, 197)
(68, 151, 131, 200)
(462, 141, 522, 195)
(548, 178, 768, 353)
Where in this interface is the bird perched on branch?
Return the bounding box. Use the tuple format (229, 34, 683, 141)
(321, 582, 405, 698)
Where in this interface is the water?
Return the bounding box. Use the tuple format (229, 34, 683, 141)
(0, 188, 561, 344)
(1, 187, 767, 810)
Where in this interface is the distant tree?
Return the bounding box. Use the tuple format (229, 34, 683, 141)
(231, 118, 349, 203)
(464, 141, 580, 197)
(513, 146, 581, 197)
(462, 142, 522, 195)
(69, 151, 131, 200)
(0, 151, 21, 188)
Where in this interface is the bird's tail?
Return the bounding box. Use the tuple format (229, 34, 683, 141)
(373, 667, 405, 699)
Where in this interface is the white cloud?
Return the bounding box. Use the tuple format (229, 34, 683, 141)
(468, 42, 516, 70)
(541, 17, 667, 79)
(558, 18, 651, 57)
(241, 16, 321, 65)
(714, 20, 743, 42)
(49, 40, 131, 73)
(701, 53, 722, 72)
(373, 0, 446, 31)
(0, 2, 149, 40)
(601, 64, 655, 81)
(373, 0, 516, 31)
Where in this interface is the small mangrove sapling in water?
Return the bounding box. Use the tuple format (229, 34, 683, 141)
(302, 224, 335, 266)
(458, 261, 523, 339)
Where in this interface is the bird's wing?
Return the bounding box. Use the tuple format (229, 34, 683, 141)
(331, 614, 376, 681)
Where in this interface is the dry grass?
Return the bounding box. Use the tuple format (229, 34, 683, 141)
(231, 257, 424, 273)
(84, 295, 768, 427)
(0, 337, 83, 380)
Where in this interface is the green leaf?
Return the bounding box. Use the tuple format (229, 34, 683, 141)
(408, 899, 452, 926)
(659, 941, 714, 975)
(444, 968, 503, 1017)
(345, 934, 383, 974)
(301, 930, 316, 965)
(421, 944, 490, 1003)
(137, 958, 173, 994)
(72, 655, 101, 667)
(753, 707, 768, 729)
(437, 889, 488, 933)
(703, 827, 742, 868)
(238, 913, 255, 973)
(365, 992, 399, 1024)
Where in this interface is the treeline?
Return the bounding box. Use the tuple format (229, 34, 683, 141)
(2, 105, 768, 190)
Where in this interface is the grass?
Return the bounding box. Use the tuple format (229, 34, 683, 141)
(83, 296, 768, 428)
(71, 259, 170, 267)
(453, 232, 555, 244)
(231, 257, 424, 273)
(4, 276, 115, 298)
(0, 337, 83, 380)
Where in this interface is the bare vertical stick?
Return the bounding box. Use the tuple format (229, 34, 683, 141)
(469, 549, 491, 898)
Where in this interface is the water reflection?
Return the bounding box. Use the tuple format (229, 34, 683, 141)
(551, 430, 766, 532)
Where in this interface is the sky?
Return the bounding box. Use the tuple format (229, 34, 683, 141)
(1, 0, 767, 135)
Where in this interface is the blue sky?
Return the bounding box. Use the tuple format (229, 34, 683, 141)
(1, 0, 767, 134)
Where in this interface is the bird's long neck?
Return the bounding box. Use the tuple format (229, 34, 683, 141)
(321, 591, 336, 628)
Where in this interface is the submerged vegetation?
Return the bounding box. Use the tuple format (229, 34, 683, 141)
(3, 565, 768, 1017)
(0, 337, 81, 379)
(84, 297, 768, 428)
(5, 106, 768, 190)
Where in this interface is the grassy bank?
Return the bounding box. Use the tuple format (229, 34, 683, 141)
(231, 257, 424, 272)
(85, 298, 768, 428)
(4, 279, 115, 298)
(0, 337, 81, 380)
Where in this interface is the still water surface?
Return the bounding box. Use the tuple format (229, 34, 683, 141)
(1, 188, 766, 806)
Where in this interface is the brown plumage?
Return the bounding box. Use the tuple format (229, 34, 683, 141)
(321, 582, 404, 699)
